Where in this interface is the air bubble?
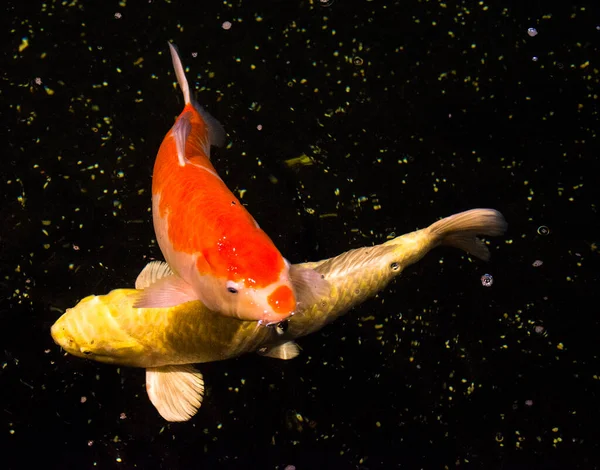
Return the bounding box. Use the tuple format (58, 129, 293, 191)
(480, 273, 493, 287)
(537, 225, 550, 236)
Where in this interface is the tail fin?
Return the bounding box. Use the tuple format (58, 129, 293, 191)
(168, 42, 191, 105)
(427, 209, 507, 261)
(167, 42, 226, 153)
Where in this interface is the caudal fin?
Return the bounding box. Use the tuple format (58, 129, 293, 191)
(426, 209, 508, 261)
(167, 43, 226, 154)
(168, 42, 191, 105)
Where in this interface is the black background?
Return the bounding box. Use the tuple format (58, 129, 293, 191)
(1, 0, 599, 468)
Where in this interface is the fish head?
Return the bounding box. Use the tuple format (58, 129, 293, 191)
(225, 271, 297, 325)
(50, 294, 145, 365)
(193, 270, 296, 325)
(197, 240, 297, 324)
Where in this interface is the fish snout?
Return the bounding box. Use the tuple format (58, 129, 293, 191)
(50, 315, 77, 352)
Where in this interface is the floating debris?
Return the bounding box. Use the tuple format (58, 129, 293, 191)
(285, 154, 314, 168)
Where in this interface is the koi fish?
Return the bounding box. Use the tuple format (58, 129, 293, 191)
(134, 43, 328, 324)
(51, 209, 507, 422)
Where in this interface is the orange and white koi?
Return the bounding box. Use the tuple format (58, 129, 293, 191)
(134, 43, 329, 324)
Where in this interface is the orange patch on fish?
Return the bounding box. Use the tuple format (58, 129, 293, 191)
(268, 285, 296, 315)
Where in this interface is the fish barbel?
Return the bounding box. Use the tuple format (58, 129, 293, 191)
(51, 209, 507, 422)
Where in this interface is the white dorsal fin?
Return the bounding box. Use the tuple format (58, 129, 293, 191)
(172, 111, 192, 166)
(168, 42, 190, 105)
(146, 365, 205, 422)
(135, 261, 174, 289)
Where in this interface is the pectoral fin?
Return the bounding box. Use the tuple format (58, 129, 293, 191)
(135, 261, 174, 289)
(133, 274, 197, 308)
(146, 365, 205, 422)
(257, 341, 301, 360)
(289, 266, 331, 308)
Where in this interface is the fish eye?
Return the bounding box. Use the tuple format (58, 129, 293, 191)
(81, 349, 92, 355)
(226, 280, 239, 294)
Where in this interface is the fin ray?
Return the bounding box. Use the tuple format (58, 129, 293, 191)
(168, 42, 190, 105)
(172, 112, 192, 167)
(146, 365, 204, 422)
(133, 274, 197, 308)
(290, 266, 331, 308)
(258, 341, 301, 360)
(197, 105, 226, 151)
(427, 208, 508, 261)
(135, 261, 174, 289)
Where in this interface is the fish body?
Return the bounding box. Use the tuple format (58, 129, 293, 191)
(52, 209, 507, 421)
(138, 43, 327, 324)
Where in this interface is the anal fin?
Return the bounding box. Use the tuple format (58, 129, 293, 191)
(146, 364, 205, 422)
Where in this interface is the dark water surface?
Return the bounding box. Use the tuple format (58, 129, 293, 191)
(2, 0, 599, 468)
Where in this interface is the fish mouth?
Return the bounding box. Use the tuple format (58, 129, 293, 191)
(50, 318, 70, 348)
(50, 315, 86, 357)
(260, 312, 294, 328)
(262, 320, 289, 335)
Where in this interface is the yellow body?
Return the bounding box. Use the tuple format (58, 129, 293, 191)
(51, 209, 507, 369)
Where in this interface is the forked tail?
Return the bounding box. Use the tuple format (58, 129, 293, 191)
(426, 208, 508, 261)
